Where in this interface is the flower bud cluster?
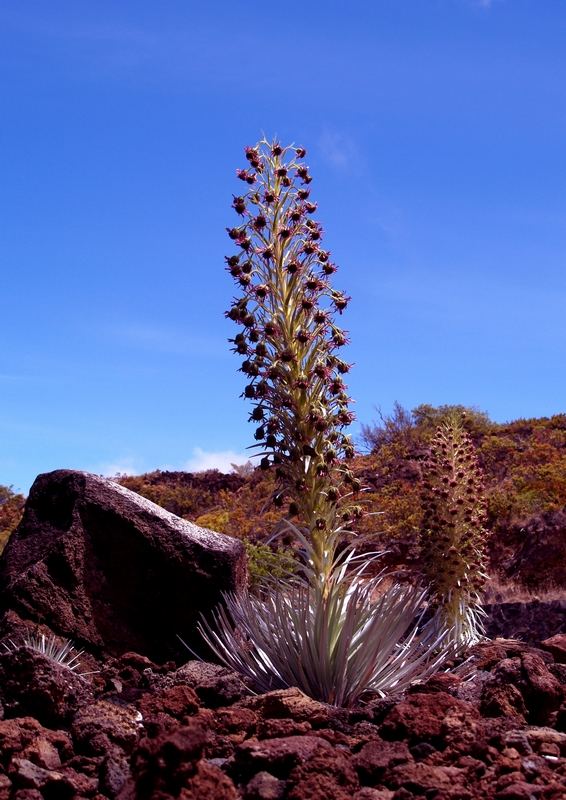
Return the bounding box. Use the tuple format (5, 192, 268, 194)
(419, 415, 489, 644)
(225, 139, 360, 576)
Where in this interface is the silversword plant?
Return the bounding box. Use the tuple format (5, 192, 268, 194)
(198, 139, 452, 706)
(2, 632, 87, 674)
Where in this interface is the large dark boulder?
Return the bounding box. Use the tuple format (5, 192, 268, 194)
(0, 470, 247, 662)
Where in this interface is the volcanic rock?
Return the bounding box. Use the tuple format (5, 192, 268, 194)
(148, 659, 250, 707)
(233, 735, 333, 781)
(119, 720, 239, 799)
(0, 469, 247, 662)
(71, 699, 142, 756)
(542, 634, 566, 665)
(0, 646, 94, 728)
(379, 691, 478, 745)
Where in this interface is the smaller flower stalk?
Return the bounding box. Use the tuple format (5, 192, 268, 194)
(419, 413, 489, 647)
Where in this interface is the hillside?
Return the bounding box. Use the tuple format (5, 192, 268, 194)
(117, 405, 566, 593)
(2, 405, 565, 593)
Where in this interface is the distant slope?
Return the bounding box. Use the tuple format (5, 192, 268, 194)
(119, 406, 566, 590)
(2, 407, 565, 588)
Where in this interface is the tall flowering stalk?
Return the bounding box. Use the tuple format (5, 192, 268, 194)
(225, 139, 358, 584)
(420, 414, 489, 646)
(196, 139, 451, 706)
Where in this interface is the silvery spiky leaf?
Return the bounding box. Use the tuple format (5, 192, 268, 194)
(423, 591, 488, 650)
(197, 546, 453, 707)
(2, 633, 87, 674)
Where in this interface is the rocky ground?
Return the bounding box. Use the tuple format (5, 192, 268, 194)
(0, 470, 564, 799)
(0, 635, 564, 799)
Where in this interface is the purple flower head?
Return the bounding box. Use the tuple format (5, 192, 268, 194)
(280, 349, 295, 363)
(266, 418, 278, 434)
(232, 196, 246, 215)
(332, 292, 350, 313)
(237, 234, 252, 251)
(305, 275, 323, 291)
(226, 307, 241, 322)
(237, 168, 256, 184)
(245, 146, 261, 166)
(297, 166, 312, 184)
(242, 360, 260, 377)
(329, 378, 345, 395)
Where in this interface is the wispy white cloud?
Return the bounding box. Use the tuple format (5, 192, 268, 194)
(318, 130, 362, 173)
(183, 447, 251, 474)
(90, 447, 253, 480)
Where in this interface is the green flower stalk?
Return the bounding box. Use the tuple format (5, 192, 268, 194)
(225, 138, 358, 585)
(419, 413, 489, 647)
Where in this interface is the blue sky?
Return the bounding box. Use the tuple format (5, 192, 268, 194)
(1, 0, 565, 493)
